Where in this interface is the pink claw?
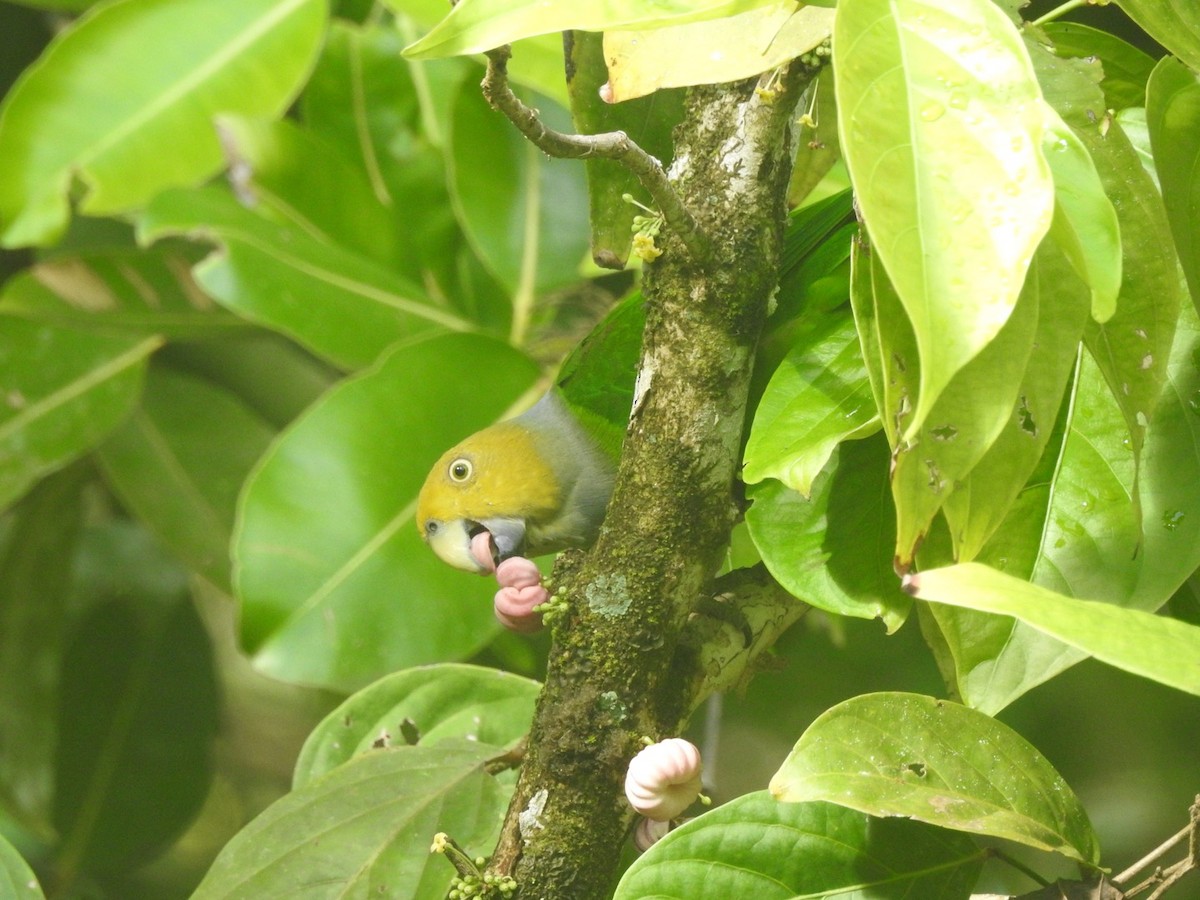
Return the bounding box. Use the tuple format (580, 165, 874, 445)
(493, 557, 547, 633)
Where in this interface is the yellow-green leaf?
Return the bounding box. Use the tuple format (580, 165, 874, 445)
(834, 0, 1056, 438)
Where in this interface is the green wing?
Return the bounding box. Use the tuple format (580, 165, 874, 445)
(554, 291, 645, 463)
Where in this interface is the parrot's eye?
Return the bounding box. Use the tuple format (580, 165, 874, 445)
(448, 458, 473, 482)
(425, 521, 439, 536)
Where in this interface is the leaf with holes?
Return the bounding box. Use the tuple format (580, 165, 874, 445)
(1041, 22, 1156, 111)
(1031, 41, 1181, 493)
(940, 241, 1091, 561)
(835, 0, 1055, 437)
(295, 663, 540, 787)
(770, 692, 1100, 864)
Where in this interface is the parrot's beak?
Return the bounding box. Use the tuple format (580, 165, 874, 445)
(424, 518, 489, 573)
(423, 517, 527, 574)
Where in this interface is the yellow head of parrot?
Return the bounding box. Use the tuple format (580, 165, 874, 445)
(416, 421, 562, 572)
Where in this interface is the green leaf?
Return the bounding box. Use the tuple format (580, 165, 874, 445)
(909, 563, 1200, 698)
(1133, 300, 1200, 606)
(96, 368, 276, 592)
(614, 793, 984, 900)
(448, 78, 590, 339)
(602, 4, 835, 103)
(294, 663, 540, 787)
(1041, 22, 1156, 111)
(139, 185, 467, 370)
(834, 0, 1056, 437)
(0, 246, 242, 337)
(0, 0, 327, 247)
(1042, 109, 1121, 322)
(889, 242, 1038, 565)
(770, 692, 1101, 865)
(788, 74, 843, 207)
(235, 333, 540, 692)
(298, 22, 498, 323)
(1031, 38, 1182, 483)
(54, 521, 219, 875)
(1147, 56, 1200, 316)
(564, 31, 684, 269)
(1115, 0, 1200, 73)
(301, 20, 421, 185)
(0, 469, 86, 832)
(746, 433, 911, 630)
(216, 115, 399, 268)
(554, 291, 645, 462)
(847, 233, 896, 447)
(403, 0, 783, 59)
(192, 742, 507, 899)
(0, 319, 159, 512)
(6, 0, 95, 10)
(0, 833, 43, 900)
(1117, 107, 1159, 188)
(753, 191, 856, 409)
(743, 310, 879, 495)
(773, 188, 856, 318)
(922, 348, 1134, 712)
(161, 333, 338, 429)
(940, 241, 1091, 561)
(920, 294, 1200, 714)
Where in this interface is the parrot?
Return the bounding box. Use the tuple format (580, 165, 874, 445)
(416, 387, 620, 574)
(416, 292, 644, 576)
(415, 189, 855, 625)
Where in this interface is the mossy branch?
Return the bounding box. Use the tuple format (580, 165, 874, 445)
(484, 63, 815, 899)
(480, 45, 711, 261)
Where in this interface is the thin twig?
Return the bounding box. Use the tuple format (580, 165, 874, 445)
(991, 848, 1053, 889)
(1118, 797, 1200, 899)
(1028, 0, 1089, 28)
(1115, 823, 1192, 885)
(485, 734, 528, 775)
(480, 45, 711, 261)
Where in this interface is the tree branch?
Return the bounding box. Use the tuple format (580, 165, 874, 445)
(675, 564, 811, 709)
(487, 64, 814, 899)
(480, 45, 711, 261)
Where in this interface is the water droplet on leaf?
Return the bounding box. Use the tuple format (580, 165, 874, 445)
(920, 101, 946, 122)
(1163, 510, 1185, 530)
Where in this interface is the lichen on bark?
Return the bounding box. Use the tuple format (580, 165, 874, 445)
(488, 67, 815, 899)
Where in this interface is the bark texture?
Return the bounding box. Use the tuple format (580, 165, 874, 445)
(491, 69, 812, 899)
